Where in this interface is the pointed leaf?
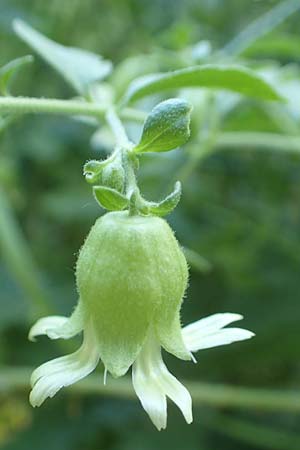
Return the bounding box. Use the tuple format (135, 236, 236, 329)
(148, 181, 181, 216)
(0, 55, 33, 95)
(123, 64, 283, 104)
(13, 19, 112, 94)
(134, 99, 192, 153)
(93, 186, 128, 211)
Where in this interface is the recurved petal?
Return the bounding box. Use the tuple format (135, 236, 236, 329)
(29, 321, 100, 407)
(182, 313, 254, 353)
(156, 360, 192, 425)
(132, 362, 167, 430)
(132, 330, 192, 430)
(29, 316, 69, 341)
(29, 302, 84, 341)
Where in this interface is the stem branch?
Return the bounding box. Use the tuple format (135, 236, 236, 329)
(105, 108, 131, 148)
(0, 96, 145, 122)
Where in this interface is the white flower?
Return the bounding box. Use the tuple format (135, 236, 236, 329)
(29, 309, 254, 430)
(29, 210, 254, 430)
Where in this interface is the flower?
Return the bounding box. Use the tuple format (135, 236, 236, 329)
(29, 211, 254, 430)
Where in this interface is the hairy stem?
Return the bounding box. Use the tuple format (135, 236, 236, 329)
(0, 96, 145, 122)
(105, 107, 132, 148)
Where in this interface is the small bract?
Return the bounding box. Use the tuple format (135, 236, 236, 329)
(29, 211, 254, 430)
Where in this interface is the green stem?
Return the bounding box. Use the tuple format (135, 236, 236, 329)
(121, 150, 141, 215)
(0, 96, 145, 122)
(105, 107, 131, 148)
(215, 131, 300, 154)
(1, 366, 300, 413)
(103, 107, 142, 215)
(176, 131, 300, 182)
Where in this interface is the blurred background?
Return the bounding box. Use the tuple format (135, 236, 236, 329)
(1, 0, 300, 449)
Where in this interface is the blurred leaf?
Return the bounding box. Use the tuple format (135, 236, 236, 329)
(135, 98, 192, 153)
(13, 19, 112, 94)
(244, 34, 300, 59)
(93, 186, 128, 211)
(221, 0, 300, 56)
(111, 54, 160, 98)
(123, 65, 283, 104)
(0, 55, 33, 95)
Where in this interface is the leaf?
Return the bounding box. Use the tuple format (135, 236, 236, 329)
(13, 19, 112, 94)
(0, 55, 33, 95)
(134, 98, 192, 153)
(148, 181, 181, 216)
(123, 64, 283, 104)
(93, 186, 128, 211)
(243, 34, 300, 59)
(221, 0, 300, 57)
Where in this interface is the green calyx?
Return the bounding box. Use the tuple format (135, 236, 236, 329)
(76, 211, 190, 377)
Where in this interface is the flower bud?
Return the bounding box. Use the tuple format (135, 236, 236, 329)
(101, 162, 125, 193)
(76, 211, 189, 377)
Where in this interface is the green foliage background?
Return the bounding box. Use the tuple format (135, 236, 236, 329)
(1, 0, 300, 449)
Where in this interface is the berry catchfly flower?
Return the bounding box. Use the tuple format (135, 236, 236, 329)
(29, 211, 254, 430)
(28, 99, 254, 430)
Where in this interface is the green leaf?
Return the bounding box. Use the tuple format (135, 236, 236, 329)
(13, 19, 112, 95)
(93, 186, 128, 211)
(134, 98, 192, 153)
(221, 0, 300, 57)
(148, 181, 181, 216)
(0, 55, 33, 95)
(123, 64, 283, 104)
(243, 34, 300, 59)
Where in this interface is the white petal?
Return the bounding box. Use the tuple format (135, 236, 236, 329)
(30, 320, 100, 407)
(132, 330, 192, 430)
(182, 313, 254, 353)
(132, 361, 167, 430)
(29, 303, 84, 341)
(183, 313, 243, 337)
(29, 316, 69, 341)
(156, 362, 192, 425)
